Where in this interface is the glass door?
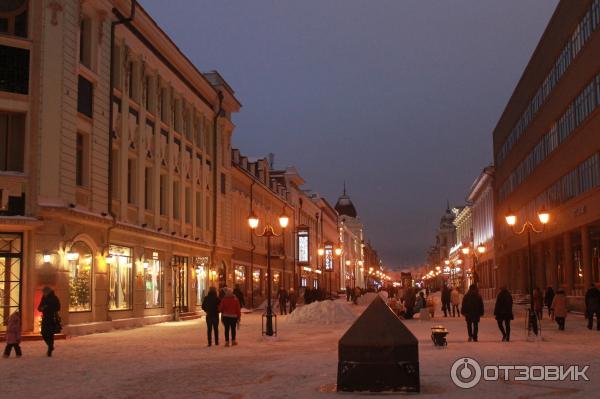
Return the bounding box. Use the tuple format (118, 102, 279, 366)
(0, 233, 22, 332)
(172, 256, 188, 312)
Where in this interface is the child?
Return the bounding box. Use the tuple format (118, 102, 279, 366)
(3, 310, 22, 358)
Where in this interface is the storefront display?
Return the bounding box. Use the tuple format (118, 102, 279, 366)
(68, 242, 93, 312)
(108, 245, 133, 310)
(144, 252, 163, 308)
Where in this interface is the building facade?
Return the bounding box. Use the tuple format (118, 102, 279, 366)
(493, 0, 600, 309)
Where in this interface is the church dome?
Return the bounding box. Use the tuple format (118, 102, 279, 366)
(335, 185, 357, 218)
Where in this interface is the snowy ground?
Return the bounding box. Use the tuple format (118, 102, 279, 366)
(1, 299, 599, 399)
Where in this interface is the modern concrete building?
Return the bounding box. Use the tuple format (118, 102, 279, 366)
(493, 0, 600, 309)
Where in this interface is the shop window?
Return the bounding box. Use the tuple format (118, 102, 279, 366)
(185, 187, 191, 224)
(0, 112, 25, 172)
(195, 257, 208, 305)
(195, 191, 202, 226)
(144, 252, 163, 308)
(0, 233, 22, 332)
(108, 245, 132, 310)
(0, 0, 28, 38)
(252, 269, 261, 297)
(77, 75, 93, 117)
(235, 265, 246, 288)
(0, 45, 29, 95)
(300, 277, 307, 288)
(173, 180, 180, 220)
(297, 228, 309, 264)
(159, 175, 167, 216)
(67, 242, 92, 312)
(79, 16, 92, 69)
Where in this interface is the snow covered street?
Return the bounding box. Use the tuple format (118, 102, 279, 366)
(1, 300, 599, 399)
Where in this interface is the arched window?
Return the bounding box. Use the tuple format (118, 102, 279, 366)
(0, 0, 28, 38)
(67, 242, 93, 312)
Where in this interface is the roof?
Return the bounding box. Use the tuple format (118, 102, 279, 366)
(335, 183, 357, 218)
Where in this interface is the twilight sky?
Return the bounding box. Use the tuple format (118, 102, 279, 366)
(141, 0, 558, 269)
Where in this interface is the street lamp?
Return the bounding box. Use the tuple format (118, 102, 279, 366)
(249, 213, 289, 336)
(279, 210, 289, 290)
(318, 242, 342, 298)
(504, 206, 551, 337)
(461, 242, 486, 288)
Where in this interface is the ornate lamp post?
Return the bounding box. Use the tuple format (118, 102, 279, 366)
(461, 243, 486, 288)
(248, 211, 289, 336)
(505, 206, 550, 337)
(318, 243, 342, 298)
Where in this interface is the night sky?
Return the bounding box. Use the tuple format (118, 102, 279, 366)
(141, 0, 558, 269)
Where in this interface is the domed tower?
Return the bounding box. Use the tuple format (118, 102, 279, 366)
(335, 183, 358, 218)
(437, 201, 456, 260)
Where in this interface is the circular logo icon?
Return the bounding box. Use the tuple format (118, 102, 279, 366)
(450, 357, 482, 389)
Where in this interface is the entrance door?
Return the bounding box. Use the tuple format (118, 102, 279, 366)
(172, 256, 188, 312)
(0, 233, 22, 332)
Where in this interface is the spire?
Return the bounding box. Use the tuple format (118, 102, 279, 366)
(446, 199, 450, 211)
(343, 181, 347, 196)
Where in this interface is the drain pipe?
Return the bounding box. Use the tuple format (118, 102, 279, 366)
(107, 0, 136, 319)
(210, 91, 224, 285)
(249, 180, 256, 307)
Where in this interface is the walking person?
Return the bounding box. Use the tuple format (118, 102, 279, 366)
(544, 286, 555, 318)
(441, 285, 451, 317)
(585, 283, 600, 330)
(533, 287, 543, 321)
(551, 289, 568, 331)
(461, 284, 484, 342)
(345, 285, 351, 302)
(3, 310, 22, 358)
(494, 287, 513, 342)
(451, 287, 461, 317)
(219, 288, 241, 347)
(233, 284, 245, 309)
(288, 288, 297, 313)
(277, 287, 288, 315)
(202, 287, 220, 347)
(37, 286, 61, 357)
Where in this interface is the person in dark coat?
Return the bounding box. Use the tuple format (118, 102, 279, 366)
(441, 285, 451, 317)
(544, 286, 555, 318)
(533, 287, 543, 321)
(461, 284, 484, 342)
(494, 287, 514, 342)
(585, 283, 600, 330)
(345, 285, 351, 302)
(403, 288, 415, 319)
(233, 284, 245, 309)
(277, 287, 288, 315)
(37, 286, 61, 357)
(288, 288, 297, 313)
(202, 287, 220, 346)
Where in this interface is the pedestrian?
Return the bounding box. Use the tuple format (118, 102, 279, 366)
(277, 287, 288, 315)
(533, 287, 543, 321)
(441, 285, 451, 317)
(544, 286, 555, 318)
(404, 288, 415, 319)
(353, 286, 361, 305)
(233, 284, 245, 309)
(218, 288, 241, 347)
(494, 286, 513, 342)
(202, 286, 220, 347)
(288, 288, 297, 313)
(37, 286, 61, 357)
(451, 287, 461, 317)
(415, 291, 425, 313)
(584, 283, 600, 330)
(219, 284, 228, 300)
(426, 293, 435, 318)
(346, 285, 351, 302)
(461, 284, 484, 342)
(551, 289, 567, 331)
(3, 310, 22, 358)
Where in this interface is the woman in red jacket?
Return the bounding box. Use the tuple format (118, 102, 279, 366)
(218, 288, 241, 346)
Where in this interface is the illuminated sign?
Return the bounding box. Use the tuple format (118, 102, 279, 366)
(324, 242, 333, 271)
(298, 227, 309, 264)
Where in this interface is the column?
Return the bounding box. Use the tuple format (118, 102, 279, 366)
(564, 232, 574, 294)
(582, 225, 593, 289)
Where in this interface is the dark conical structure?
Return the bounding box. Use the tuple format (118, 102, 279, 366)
(337, 296, 420, 392)
(334, 182, 358, 218)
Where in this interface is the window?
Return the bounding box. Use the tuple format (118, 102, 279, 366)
(143, 76, 151, 111)
(185, 187, 191, 224)
(111, 149, 119, 198)
(220, 173, 226, 194)
(159, 175, 167, 216)
(205, 197, 211, 230)
(0, 0, 28, 38)
(173, 181, 180, 220)
(195, 257, 208, 305)
(144, 252, 163, 308)
(195, 192, 202, 226)
(144, 167, 153, 210)
(77, 75, 93, 117)
(108, 245, 133, 310)
(0, 45, 29, 94)
(79, 17, 92, 68)
(75, 133, 88, 187)
(127, 158, 136, 204)
(67, 242, 93, 312)
(0, 113, 25, 172)
(127, 61, 134, 100)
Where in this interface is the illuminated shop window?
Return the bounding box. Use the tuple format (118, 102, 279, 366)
(297, 228, 309, 264)
(144, 252, 163, 308)
(252, 269, 261, 297)
(300, 277, 307, 288)
(195, 257, 209, 304)
(67, 242, 92, 312)
(108, 245, 132, 310)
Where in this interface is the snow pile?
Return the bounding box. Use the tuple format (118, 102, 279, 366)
(287, 300, 356, 325)
(356, 291, 387, 306)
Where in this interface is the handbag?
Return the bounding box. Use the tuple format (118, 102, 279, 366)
(54, 313, 63, 334)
